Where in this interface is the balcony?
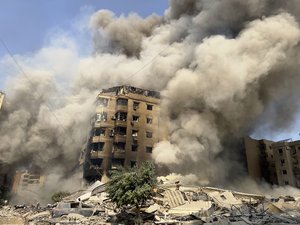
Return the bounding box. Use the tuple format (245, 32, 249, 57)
(115, 120, 127, 126)
(113, 149, 126, 158)
(94, 120, 112, 128)
(91, 135, 106, 143)
(90, 150, 106, 159)
(116, 104, 128, 111)
(114, 135, 127, 142)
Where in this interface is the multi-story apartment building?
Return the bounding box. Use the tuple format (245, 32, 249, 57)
(244, 137, 300, 188)
(83, 85, 162, 182)
(0, 92, 10, 196)
(272, 140, 300, 187)
(11, 170, 45, 195)
(244, 137, 277, 185)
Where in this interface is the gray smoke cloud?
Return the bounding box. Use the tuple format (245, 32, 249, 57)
(90, 10, 161, 57)
(151, 1, 300, 190)
(154, 12, 300, 185)
(2, 0, 300, 202)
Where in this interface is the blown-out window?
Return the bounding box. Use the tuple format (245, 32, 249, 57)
(147, 104, 153, 110)
(147, 116, 152, 124)
(116, 111, 127, 121)
(146, 146, 153, 153)
(91, 142, 104, 151)
(115, 126, 127, 135)
(96, 97, 108, 107)
(94, 128, 106, 136)
(146, 131, 153, 138)
(117, 98, 128, 106)
(96, 112, 107, 122)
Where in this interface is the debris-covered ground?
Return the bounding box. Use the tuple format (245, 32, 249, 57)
(1, 181, 300, 225)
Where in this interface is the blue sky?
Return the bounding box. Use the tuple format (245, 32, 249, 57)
(0, 0, 169, 88)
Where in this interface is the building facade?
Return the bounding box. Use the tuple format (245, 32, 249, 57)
(245, 137, 300, 188)
(83, 86, 163, 182)
(11, 170, 45, 195)
(272, 140, 300, 187)
(0, 92, 11, 197)
(244, 137, 277, 185)
(0, 92, 4, 110)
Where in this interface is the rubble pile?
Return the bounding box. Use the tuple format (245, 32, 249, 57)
(1, 181, 300, 225)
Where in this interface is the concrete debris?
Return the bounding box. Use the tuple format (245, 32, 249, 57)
(206, 191, 242, 209)
(163, 189, 185, 208)
(144, 203, 161, 214)
(1, 181, 300, 224)
(168, 200, 214, 217)
(25, 210, 51, 221)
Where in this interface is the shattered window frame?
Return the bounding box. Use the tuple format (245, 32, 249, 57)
(112, 158, 125, 167)
(132, 115, 139, 122)
(114, 142, 126, 151)
(133, 101, 140, 110)
(146, 131, 153, 138)
(115, 126, 127, 136)
(132, 145, 138, 152)
(116, 98, 128, 106)
(116, 111, 127, 121)
(94, 127, 106, 136)
(92, 142, 105, 151)
(147, 104, 153, 110)
(95, 112, 108, 122)
(132, 130, 138, 137)
(147, 116, 152, 124)
(146, 146, 153, 153)
(96, 97, 108, 107)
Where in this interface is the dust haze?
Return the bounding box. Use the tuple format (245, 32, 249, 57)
(1, 0, 300, 202)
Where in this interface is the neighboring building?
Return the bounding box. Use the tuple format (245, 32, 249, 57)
(0, 92, 10, 196)
(11, 170, 45, 195)
(272, 140, 300, 187)
(83, 85, 163, 182)
(244, 137, 300, 188)
(244, 137, 277, 184)
(0, 91, 4, 110)
(0, 164, 12, 198)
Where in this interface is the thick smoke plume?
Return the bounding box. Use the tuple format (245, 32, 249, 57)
(2, 0, 300, 202)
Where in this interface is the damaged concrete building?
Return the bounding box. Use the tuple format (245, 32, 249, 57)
(0, 92, 11, 198)
(83, 85, 165, 182)
(245, 137, 300, 188)
(11, 170, 45, 196)
(0, 91, 4, 110)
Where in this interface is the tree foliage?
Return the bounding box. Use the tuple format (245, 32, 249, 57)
(106, 162, 157, 209)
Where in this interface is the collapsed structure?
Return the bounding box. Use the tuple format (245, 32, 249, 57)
(245, 137, 300, 188)
(83, 85, 165, 182)
(1, 180, 300, 225)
